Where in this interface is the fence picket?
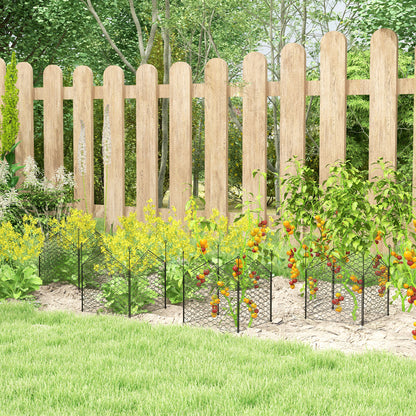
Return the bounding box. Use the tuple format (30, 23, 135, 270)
(319, 31, 347, 186)
(73, 66, 94, 213)
(242, 52, 268, 218)
(15, 62, 34, 186)
(103, 66, 125, 232)
(169, 62, 192, 219)
(280, 43, 307, 244)
(43, 65, 64, 179)
(369, 29, 398, 255)
(0, 59, 5, 136)
(205, 58, 229, 218)
(136, 64, 159, 220)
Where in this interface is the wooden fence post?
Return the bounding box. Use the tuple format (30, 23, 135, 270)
(73, 66, 94, 214)
(43, 65, 64, 180)
(242, 52, 268, 219)
(369, 28, 398, 256)
(103, 66, 125, 232)
(169, 62, 193, 221)
(280, 43, 307, 244)
(319, 31, 347, 186)
(136, 64, 159, 221)
(15, 62, 34, 186)
(205, 58, 229, 219)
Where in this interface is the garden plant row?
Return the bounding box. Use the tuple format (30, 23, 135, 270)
(3, 157, 416, 337)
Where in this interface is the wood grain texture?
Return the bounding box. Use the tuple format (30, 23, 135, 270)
(103, 66, 125, 232)
(320, 31, 347, 187)
(15, 62, 34, 187)
(242, 52, 268, 218)
(205, 58, 229, 218)
(43, 65, 64, 179)
(280, 43, 307, 245)
(369, 29, 398, 182)
(169, 62, 193, 220)
(73, 66, 94, 213)
(0, 59, 5, 132)
(136, 64, 159, 221)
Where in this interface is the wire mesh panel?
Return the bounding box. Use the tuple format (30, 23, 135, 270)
(305, 250, 390, 325)
(184, 253, 272, 333)
(129, 249, 166, 313)
(82, 244, 166, 317)
(38, 228, 79, 286)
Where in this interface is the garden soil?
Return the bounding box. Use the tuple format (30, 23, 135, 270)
(30, 277, 416, 360)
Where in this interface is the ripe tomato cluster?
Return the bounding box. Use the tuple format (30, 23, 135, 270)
(196, 268, 210, 287)
(412, 322, 416, 340)
(373, 254, 388, 297)
(243, 297, 259, 319)
(350, 274, 363, 294)
(307, 276, 318, 295)
(210, 294, 221, 317)
(403, 283, 416, 305)
(282, 220, 295, 235)
(374, 230, 383, 244)
(403, 249, 416, 269)
(249, 270, 260, 289)
(247, 220, 268, 253)
(197, 238, 208, 254)
(332, 292, 344, 312)
(286, 247, 299, 287)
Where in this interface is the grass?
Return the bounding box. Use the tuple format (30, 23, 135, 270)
(1, 302, 416, 415)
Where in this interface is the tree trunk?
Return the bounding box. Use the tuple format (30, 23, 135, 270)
(158, 0, 171, 208)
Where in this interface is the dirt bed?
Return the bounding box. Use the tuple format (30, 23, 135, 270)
(29, 276, 416, 360)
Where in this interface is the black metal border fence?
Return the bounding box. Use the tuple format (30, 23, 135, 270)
(305, 248, 390, 325)
(38, 226, 167, 317)
(182, 246, 274, 333)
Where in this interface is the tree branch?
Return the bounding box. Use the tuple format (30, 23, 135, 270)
(81, 0, 136, 74)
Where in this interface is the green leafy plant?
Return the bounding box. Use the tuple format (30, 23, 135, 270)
(99, 274, 159, 315)
(0, 263, 42, 300)
(0, 51, 23, 188)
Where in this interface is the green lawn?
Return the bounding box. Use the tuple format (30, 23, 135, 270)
(1, 301, 415, 415)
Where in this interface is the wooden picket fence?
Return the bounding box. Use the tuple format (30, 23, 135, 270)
(1, 28, 416, 254)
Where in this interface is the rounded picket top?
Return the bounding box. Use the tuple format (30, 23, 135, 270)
(73, 65, 93, 79)
(321, 30, 347, 52)
(371, 28, 398, 49)
(243, 52, 267, 72)
(103, 65, 125, 81)
(281, 42, 306, 61)
(205, 58, 228, 74)
(136, 63, 158, 79)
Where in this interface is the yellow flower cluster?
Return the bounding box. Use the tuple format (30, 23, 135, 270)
(47, 208, 96, 250)
(99, 201, 197, 276)
(0, 215, 44, 265)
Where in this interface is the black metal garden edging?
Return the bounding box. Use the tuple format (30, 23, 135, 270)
(305, 247, 390, 325)
(39, 227, 167, 317)
(182, 244, 274, 333)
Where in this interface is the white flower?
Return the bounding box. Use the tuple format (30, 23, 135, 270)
(0, 188, 21, 221)
(0, 159, 10, 185)
(78, 120, 87, 176)
(22, 156, 40, 188)
(41, 177, 55, 191)
(102, 104, 111, 166)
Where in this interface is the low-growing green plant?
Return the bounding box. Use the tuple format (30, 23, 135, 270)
(98, 274, 159, 315)
(0, 263, 42, 300)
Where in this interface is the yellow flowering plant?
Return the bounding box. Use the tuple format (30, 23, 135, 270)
(41, 208, 98, 285)
(0, 215, 44, 299)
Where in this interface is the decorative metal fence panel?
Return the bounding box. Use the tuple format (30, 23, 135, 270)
(305, 250, 390, 325)
(183, 252, 273, 333)
(38, 228, 167, 317)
